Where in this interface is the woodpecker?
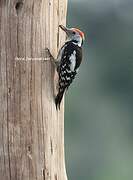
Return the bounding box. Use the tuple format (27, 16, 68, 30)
(47, 25, 85, 109)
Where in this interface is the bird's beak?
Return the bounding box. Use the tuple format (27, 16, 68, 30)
(59, 25, 72, 36)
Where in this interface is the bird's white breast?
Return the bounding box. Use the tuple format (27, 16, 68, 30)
(69, 50, 76, 72)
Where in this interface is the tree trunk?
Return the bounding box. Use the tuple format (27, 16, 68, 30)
(0, 0, 68, 180)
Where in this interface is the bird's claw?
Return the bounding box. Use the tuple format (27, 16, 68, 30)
(43, 48, 59, 68)
(44, 48, 53, 58)
(44, 47, 49, 53)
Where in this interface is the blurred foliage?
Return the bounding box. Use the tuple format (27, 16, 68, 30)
(65, 0, 133, 180)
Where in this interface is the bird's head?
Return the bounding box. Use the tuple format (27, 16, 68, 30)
(59, 25, 85, 47)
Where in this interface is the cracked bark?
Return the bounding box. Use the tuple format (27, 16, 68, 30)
(0, 0, 68, 180)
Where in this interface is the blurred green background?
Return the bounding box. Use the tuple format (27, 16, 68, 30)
(65, 0, 133, 180)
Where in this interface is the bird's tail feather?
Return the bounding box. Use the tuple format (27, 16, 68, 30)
(55, 90, 65, 110)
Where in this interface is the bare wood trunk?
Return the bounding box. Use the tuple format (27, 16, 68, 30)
(0, 0, 68, 180)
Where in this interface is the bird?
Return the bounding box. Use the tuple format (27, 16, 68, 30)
(46, 25, 85, 110)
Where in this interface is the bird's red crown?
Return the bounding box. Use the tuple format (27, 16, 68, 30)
(72, 28, 85, 40)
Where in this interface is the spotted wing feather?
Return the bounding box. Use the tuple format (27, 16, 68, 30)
(55, 41, 82, 109)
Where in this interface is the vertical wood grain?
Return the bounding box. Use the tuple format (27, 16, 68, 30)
(0, 0, 68, 180)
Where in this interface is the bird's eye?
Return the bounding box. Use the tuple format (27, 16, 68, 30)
(72, 32, 76, 35)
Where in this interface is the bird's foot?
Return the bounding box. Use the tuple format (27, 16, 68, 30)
(44, 48, 54, 59)
(44, 48, 58, 68)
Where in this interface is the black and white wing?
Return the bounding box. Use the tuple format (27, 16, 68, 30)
(55, 41, 82, 109)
